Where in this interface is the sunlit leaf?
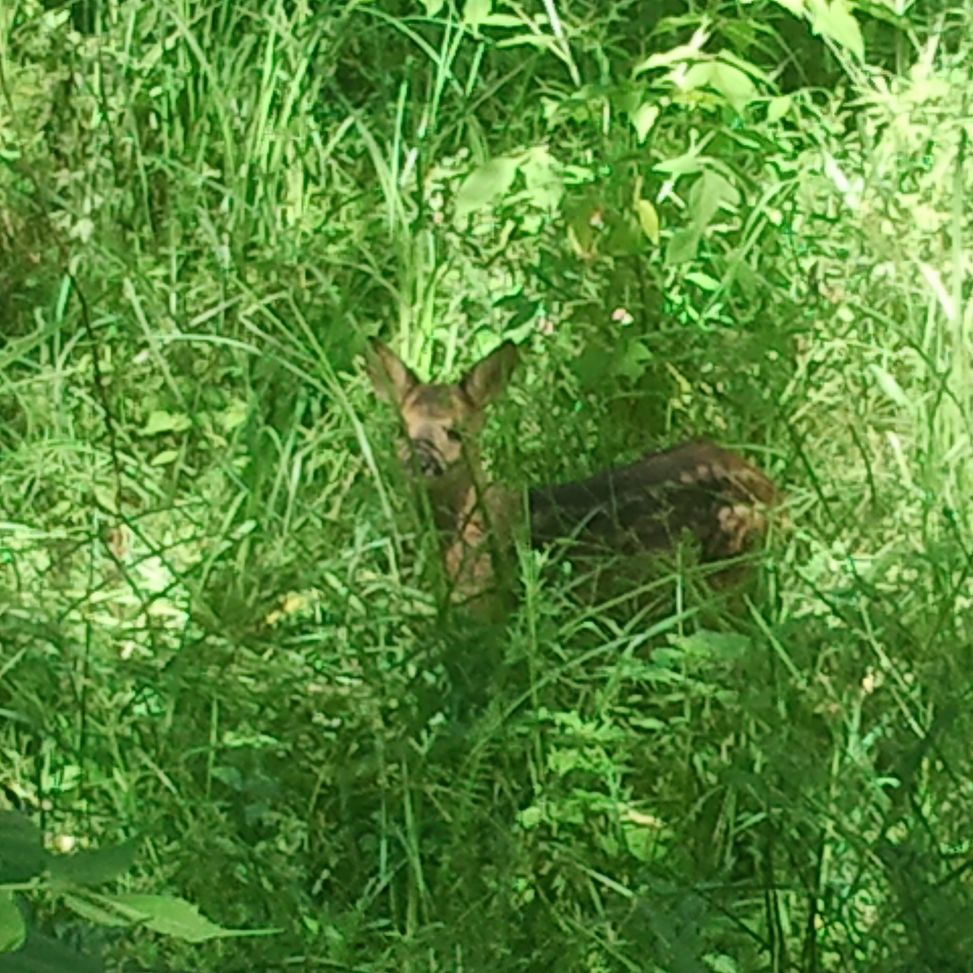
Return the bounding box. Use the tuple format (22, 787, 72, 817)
(766, 95, 792, 123)
(140, 410, 191, 436)
(684, 271, 720, 290)
(630, 102, 660, 142)
(807, 0, 865, 60)
(150, 449, 180, 466)
(768, 0, 806, 13)
(462, 0, 492, 27)
(868, 365, 910, 408)
(688, 170, 740, 231)
(684, 60, 756, 111)
(520, 146, 563, 210)
(454, 156, 519, 219)
(634, 199, 660, 244)
(420, 0, 445, 14)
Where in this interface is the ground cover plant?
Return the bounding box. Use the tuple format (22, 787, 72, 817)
(2, 0, 972, 970)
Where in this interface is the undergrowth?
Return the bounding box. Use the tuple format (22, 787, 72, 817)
(1, 0, 972, 970)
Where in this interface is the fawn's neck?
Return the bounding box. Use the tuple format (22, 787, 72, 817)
(422, 450, 515, 613)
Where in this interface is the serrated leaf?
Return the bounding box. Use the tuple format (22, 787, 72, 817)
(766, 95, 792, 123)
(0, 891, 26, 952)
(111, 894, 275, 943)
(807, 0, 864, 60)
(454, 156, 519, 220)
(48, 839, 140, 889)
(634, 199, 660, 244)
(140, 410, 191, 436)
(630, 102, 660, 142)
(62, 893, 141, 929)
(0, 811, 45, 884)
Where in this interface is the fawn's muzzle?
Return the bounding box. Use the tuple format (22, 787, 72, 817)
(400, 438, 446, 477)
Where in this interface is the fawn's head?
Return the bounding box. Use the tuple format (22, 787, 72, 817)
(366, 339, 519, 480)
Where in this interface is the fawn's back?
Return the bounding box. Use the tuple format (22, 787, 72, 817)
(366, 339, 779, 608)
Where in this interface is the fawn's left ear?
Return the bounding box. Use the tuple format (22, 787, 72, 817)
(366, 340, 421, 405)
(459, 341, 519, 409)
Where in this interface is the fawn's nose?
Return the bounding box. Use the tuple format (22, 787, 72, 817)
(399, 438, 445, 477)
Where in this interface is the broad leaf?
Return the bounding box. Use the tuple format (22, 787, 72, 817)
(0, 892, 26, 952)
(634, 199, 660, 245)
(0, 930, 104, 973)
(630, 103, 660, 142)
(111, 894, 277, 943)
(0, 812, 45, 884)
(664, 227, 700, 265)
(688, 170, 740, 231)
(454, 157, 519, 220)
(462, 0, 492, 28)
(49, 839, 140, 889)
(807, 0, 865, 60)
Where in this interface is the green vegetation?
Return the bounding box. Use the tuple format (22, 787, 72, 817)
(2, 0, 972, 969)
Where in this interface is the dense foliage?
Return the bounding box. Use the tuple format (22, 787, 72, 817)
(2, 0, 972, 970)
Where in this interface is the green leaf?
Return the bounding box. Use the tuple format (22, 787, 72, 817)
(0, 811, 45, 884)
(634, 199, 660, 245)
(684, 61, 756, 111)
(520, 147, 563, 210)
(111, 894, 277, 943)
(0, 891, 26, 952)
(664, 227, 700, 265)
(462, 0, 492, 27)
(149, 448, 180, 466)
(807, 0, 865, 60)
(630, 102, 660, 142)
(420, 0, 445, 14)
(140, 410, 191, 436)
(768, 0, 805, 13)
(62, 893, 140, 929)
(454, 156, 519, 220)
(688, 170, 740, 231)
(868, 365, 910, 408)
(766, 95, 792, 123)
(48, 839, 140, 889)
(0, 930, 104, 973)
(684, 271, 720, 290)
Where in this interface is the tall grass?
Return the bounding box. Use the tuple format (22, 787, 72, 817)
(2, 0, 972, 970)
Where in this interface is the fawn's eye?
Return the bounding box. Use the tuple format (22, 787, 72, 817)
(445, 428, 463, 443)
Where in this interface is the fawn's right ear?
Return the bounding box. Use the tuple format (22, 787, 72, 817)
(366, 340, 421, 405)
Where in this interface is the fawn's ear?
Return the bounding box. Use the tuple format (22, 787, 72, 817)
(366, 340, 421, 404)
(459, 341, 519, 409)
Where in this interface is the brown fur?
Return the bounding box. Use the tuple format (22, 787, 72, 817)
(367, 339, 779, 613)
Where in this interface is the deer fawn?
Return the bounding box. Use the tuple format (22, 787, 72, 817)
(367, 339, 779, 614)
